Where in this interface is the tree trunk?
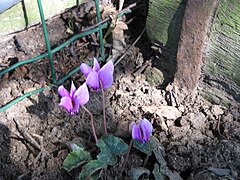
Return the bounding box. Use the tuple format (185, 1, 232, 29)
(146, 0, 240, 105)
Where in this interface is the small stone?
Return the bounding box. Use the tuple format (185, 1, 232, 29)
(188, 112, 206, 130)
(158, 106, 181, 120)
(145, 66, 164, 86)
(178, 105, 185, 113)
(11, 89, 19, 97)
(129, 106, 138, 112)
(23, 87, 36, 93)
(211, 105, 224, 116)
(157, 116, 168, 131)
(166, 119, 174, 127)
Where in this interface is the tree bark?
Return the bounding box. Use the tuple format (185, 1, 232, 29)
(146, 0, 240, 105)
(174, 0, 218, 98)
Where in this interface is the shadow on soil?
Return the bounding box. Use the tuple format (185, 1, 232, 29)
(0, 123, 23, 179)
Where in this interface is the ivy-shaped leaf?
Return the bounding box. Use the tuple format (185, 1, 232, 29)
(151, 137, 170, 179)
(96, 135, 128, 166)
(63, 149, 92, 171)
(97, 151, 116, 166)
(153, 163, 165, 180)
(129, 167, 150, 180)
(133, 139, 152, 156)
(150, 137, 167, 166)
(79, 160, 107, 180)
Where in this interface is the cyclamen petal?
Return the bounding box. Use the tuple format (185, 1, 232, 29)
(80, 63, 92, 77)
(70, 81, 76, 97)
(132, 122, 142, 141)
(140, 118, 153, 142)
(131, 119, 153, 143)
(58, 85, 70, 97)
(59, 96, 73, 113)
(93, 58, 100, 72)
(98, 60, 114, 89)
(86, 71, 100, 90)
(80, 58, 114, 91)
(58, 82, 90, 115)
(74, 83, 89, 106)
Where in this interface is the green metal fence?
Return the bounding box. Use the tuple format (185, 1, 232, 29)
(0, 0, 133, 112)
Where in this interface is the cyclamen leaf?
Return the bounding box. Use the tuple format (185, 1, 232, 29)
(153, 163, 164, 180)
(79, 160, 107, 180)
(63, 149, 92, 172)
(97, 151, 116, 166)
(129, 167, 150, 180)
(153, 162, 171, 180)
(151, 137, 170, 179)
(96, 135, 128, 166)
(133, 139, 152, 156)
(150, 137, 167, 166)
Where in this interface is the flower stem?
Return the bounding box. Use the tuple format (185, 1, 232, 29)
(141, 155, 149, 180)
(81, 105, 98, 143)
(100, 80, 107, 135)
(142, 155, 149, 167)
(120, 139, 133, 175)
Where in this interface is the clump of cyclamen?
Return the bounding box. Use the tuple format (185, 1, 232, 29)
(131, 118, 153, 143)
(58, 58, 114, 115)
(58, 81, 89, 115)
(80, 58, 114, 91)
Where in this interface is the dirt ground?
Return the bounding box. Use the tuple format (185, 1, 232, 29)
(0, 1, 239, 180)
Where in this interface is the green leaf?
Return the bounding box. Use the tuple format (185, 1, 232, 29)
(150, 137, 170, 179)
(153, 163, 166, 180)
(129, 167, 150, 180)
(79, 160, 107, 180)
(150, 137, 166, 166)
(97, 151, 116, 166)
(63, 149, 92, 172)
(96, 135, 128, 166)
(133, 139, 152, 156)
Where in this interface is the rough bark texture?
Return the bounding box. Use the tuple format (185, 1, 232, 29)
(174, 0, 218, 96)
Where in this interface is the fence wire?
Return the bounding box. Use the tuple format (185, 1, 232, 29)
(0, 0, 133, 112)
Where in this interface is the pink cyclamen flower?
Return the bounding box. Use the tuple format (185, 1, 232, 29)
(80, 58, 114, 91)
(131, 118, 153, 143)
(58, 81, 89, 115)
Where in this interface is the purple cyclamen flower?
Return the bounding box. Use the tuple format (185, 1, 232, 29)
(131, 118, 153, 143)
(80, 58, 114, 91)
(58, 81, 89, 115)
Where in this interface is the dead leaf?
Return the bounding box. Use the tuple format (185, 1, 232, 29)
(142, 105, 181, 120)
(101, 4, 117, 19)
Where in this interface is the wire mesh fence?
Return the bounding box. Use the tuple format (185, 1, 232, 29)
(0, 0, 133, 112)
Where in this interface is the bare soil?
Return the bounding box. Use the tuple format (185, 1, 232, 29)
(0, 1, 239, 180)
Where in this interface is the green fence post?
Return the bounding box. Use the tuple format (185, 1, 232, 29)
(37, 0, 57, 84)
(94, 0, 105, 61)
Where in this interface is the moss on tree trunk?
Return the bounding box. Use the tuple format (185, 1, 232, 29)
(202, 0, 240, 104)
(146, 0, 187, 52)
